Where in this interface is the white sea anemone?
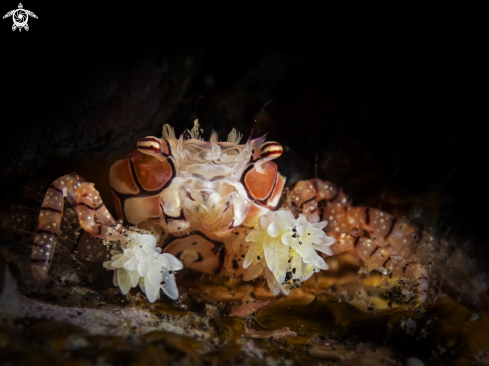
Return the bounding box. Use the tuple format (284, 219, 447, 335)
(103, 232, 183, 302)
(243, 210, 335, 295)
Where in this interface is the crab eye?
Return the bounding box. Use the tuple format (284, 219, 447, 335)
(137, 137, 171, 158)
(138, 137, 161, 153)
(260, 141, 283, 159)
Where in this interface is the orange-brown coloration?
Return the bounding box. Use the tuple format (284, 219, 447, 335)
(32, 173, 124, 286)
(286, 179, 432, 301)
(242, 203, 269, 227)
(243, 161, 279, 201)
(110, 150, 175, 226)
(131, 151, 175, 192)
(32, 123, 286, 284)
(267, 173, 285, 208)
(111, 192, 124, 221)
(109, 157, 139, 195)
(285, 178, 487, 305)
(124, 195, 161, 225)
(30, 120, 486, 309)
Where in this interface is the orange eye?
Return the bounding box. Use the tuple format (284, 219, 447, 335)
(260, 141, 283, 159)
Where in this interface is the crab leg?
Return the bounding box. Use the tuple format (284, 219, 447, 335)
(317, 179, 449, 265)
(32, 173, 85, 285)
(76, 182, 125, 239)
(32, 173, 125, 287)
(306, 179, 489, 307)
(344, 233, 429, 302)
(283, 180, 320, 223)
(287, 179, 434, 303)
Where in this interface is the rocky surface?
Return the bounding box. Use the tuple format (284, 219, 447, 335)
(2, 258, 489, 365)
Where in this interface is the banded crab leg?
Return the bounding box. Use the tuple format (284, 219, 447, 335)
(32, 173, 125, 287)
(282, 180, 320, 223)
(317, 179, 489, 305)
(308, 179, 488, 307)
(287, 179, 433, 303)
(76, 182, 126, 239)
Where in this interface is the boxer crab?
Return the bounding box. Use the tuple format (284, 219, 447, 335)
(31, 120, 483, 306)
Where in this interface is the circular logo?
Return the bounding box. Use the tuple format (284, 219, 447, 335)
(12, 9, 27, 27)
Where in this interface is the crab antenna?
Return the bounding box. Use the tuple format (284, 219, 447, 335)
(247, 99, 273, 143)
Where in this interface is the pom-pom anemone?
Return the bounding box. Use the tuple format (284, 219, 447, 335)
(243, 210, 335, 295)
(103, 232, 183, 302)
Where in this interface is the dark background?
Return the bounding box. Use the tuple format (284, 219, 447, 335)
(0, 5, 486, 256)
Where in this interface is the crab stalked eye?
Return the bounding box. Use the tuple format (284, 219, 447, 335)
(137, 137, 171, 161)
(260, 141, 283, 159)
(138, 137, 161, 153)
